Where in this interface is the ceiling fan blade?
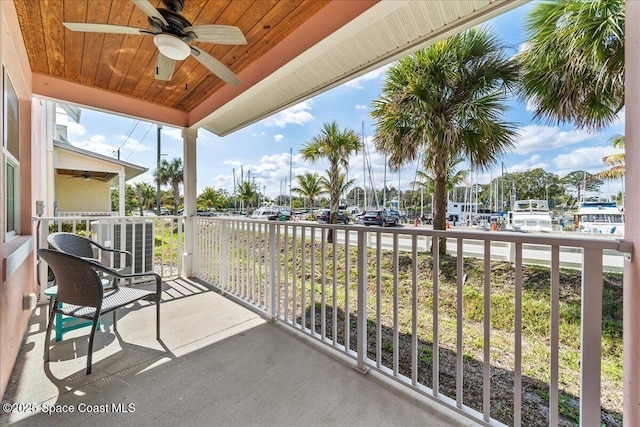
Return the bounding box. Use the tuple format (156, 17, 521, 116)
(155, 53, 175, 81)
(190, 46, 241, 87)
(63, 22, 148, 35)
(184, 25, 247, 45)
(132, 0, 168, 27)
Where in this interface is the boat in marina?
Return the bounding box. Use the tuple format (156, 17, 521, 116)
(251, 205, 280, 219)
(574, 202, 624, 235)
(507, 199, 553, 232)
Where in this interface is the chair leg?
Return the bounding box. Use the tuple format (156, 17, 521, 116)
(113, 311, 117, 332)
(86, 316, 101, 375)
(156, 300, 160, 340)
(44, 301, 57, 362)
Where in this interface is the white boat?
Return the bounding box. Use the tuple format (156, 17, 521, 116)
(250, 205, 280, 219)
(574, 202, 624, 235)
(446, 202, 482, 226)
(508, 200, 553, 232)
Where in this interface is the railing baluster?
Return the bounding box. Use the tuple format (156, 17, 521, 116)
(431, 233, 439, 396)
(412, 233, 418, 386)
(550, 245, 560, 426)
(514, 242, 523, 427)
(356, 229, 367, 372)
(483, 240, 491, 422)
(258, 222, 263, 305)
(301, 227, 306, 330)
(251, 221, 256, 303)
(376, 231, 382, 369)
(284, 224, 289, 322)
(332, 234, 338, 346)
(276, 224, 281, 317)
(393, 233, 399, 376)
(321, 228, 326, 339)
(580, 247, 603, 426)
(345, 229, 350, 352)
(310, 227, 316, 335)
(292, 225, 298, 327)
(269, 223, 276, 319)
(456, 237, 463, 408)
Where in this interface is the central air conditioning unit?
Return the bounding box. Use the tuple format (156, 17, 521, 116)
(90, 220, 155, 274)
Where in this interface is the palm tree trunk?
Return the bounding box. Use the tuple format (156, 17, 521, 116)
(433, 156, 448, 255)
(328, 165, 340, 243)
(173, 183, 180, 215)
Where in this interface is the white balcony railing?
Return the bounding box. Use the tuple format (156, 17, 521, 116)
(193, 217, 631, 427)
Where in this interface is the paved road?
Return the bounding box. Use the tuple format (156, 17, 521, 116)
(279, 221, 625, 273)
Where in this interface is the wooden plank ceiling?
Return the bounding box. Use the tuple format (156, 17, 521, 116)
(13, 0, 330, 113)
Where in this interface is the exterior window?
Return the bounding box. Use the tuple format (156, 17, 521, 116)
(3, 67, 20, 240)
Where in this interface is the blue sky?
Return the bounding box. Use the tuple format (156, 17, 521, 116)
(56, 1, 625, 200)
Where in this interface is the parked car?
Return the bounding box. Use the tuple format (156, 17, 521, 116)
(159, 207, 170, 216)
(316, 209, 350, 224)
(362, 209, 398, 227)
(196, 209, 216, 217)
(268, 209, 292, 221)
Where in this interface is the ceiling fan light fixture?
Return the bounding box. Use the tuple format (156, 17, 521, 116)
(153, 34, 190, 60)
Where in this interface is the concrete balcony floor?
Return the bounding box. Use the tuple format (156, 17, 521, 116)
(2, 279, 474, 426)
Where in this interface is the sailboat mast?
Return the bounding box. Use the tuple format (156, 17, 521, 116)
(362, 121, 367, 210)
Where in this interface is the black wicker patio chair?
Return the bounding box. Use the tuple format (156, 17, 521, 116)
(47, 231, 132, 272)
(39, 248, 162, 374)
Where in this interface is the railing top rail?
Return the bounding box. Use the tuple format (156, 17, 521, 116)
(35, 215, 185, 221)
(204, 216, 631, 253)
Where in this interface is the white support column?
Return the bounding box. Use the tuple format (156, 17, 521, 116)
(118, 171, 126, 216)
(624, 2, 640, 424)
(182, 127, 198, 277)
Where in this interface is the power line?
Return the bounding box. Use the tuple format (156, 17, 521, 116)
(124, 122, 154, 161)
(114, 120, 140, 154)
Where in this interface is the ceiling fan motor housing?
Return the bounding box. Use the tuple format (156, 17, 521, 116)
(162, 0, 185, 12)
(148, 8, 193, 41)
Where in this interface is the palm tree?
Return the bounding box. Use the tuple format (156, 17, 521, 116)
(411, 156, 468, 198)
(134, 182, 155, 216)
(292, 172, 324, 218)
(154, 158, 184, 215)
(237, 182, 257, 211)
(371, 28, 518, 252)
(320, 170, 355, 198)
(595, 135, 625, 180)
(198, 186, 224, 210)
(518, 0, 624, 132)
(300, 121, 362, 242)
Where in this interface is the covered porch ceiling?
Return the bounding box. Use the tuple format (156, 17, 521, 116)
(13, 0, 522, 136)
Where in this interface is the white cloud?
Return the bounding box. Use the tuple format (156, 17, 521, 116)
(223, 159, 243, 168)
(162, 127, 183, 141)
(513, 125, 593, 155)
(263, 100, 314, 128)
(344, 64, 391, 89)
(552, 145, 623, 176)
(56, 112, 86, 136)
(355, 104, 367, 110)
(71, 135, 116, 157)
(273, 134, 284, 142)
(121, 137, 152, 153)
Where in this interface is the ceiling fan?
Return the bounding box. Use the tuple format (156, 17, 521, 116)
(62, 0, 247, 86)
(67, 171, 93, 181)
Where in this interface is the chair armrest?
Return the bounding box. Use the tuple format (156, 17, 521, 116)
(87, 239, 133, 267)
(85, 258, 162, 299)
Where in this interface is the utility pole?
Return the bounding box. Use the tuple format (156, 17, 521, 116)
(289, 147, 293, 212)
(232, 168, 236, 211)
